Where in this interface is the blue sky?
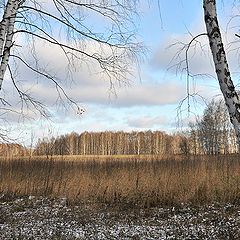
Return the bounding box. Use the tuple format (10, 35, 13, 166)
(3, 0, 240, 145)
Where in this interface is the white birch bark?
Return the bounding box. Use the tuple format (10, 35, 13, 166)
(203, 0, 240, 145)
(0, 0, 20, 90)
(0, 0, 14, 56)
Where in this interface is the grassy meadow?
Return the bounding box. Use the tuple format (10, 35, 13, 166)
(0, 154, 240, 207)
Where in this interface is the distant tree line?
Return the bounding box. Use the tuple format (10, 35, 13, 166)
(0, 100, 237, 157)
(33, 100, 238, 156)
(34, 131, 187, 156)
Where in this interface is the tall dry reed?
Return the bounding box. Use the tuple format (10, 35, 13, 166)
(0, 155, 240, 207)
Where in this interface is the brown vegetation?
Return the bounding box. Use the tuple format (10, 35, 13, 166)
(0, 143, 29, 158)
(0, 155, 240, 207)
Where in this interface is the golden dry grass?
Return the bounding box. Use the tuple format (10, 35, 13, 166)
(0, 154, 240, 207)
(0, 154, 172, 162)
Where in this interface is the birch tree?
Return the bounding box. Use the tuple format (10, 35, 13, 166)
(0, 0, 141, 120)
(203, 0, 240, 146)
(175, 1, 240, 147)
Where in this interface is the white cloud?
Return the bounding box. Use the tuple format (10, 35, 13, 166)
(127, 115, 168, 128)
(1, 38, 188, 121)
(114, 81, 186, 106)
(152, 33, 216, 77)
(151, 12, 240, 83)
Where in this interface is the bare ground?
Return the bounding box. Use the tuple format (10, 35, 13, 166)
(0, 195, 240, 239)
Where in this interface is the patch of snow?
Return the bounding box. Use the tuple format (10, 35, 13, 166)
(0, 197, 239, 239)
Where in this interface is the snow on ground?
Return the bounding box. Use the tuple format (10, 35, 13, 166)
(0, 195, 240, 239)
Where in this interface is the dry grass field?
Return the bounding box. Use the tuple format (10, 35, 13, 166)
(0, 154, 240, 207)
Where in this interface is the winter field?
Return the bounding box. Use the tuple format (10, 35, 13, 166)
(0, 195, 240, 239)
(0, 155, 240, 239)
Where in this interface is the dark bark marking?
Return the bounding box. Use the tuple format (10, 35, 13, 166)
(210, 27, 220, 38)
(224, 68, 230, 77)
(235, 111, 240, 122)
(216, 68, 221, 74)
(204, 13, 211, 24)
(226, 92, 235, 98)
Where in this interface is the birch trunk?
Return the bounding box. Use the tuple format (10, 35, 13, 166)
(203, 0, 240, 146)
(0, 0, 14, 56)
(0, 0, 20, 90)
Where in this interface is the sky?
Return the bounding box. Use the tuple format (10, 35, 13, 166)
(2, 0, 240, 145)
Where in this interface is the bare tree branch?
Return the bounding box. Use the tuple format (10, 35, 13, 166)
(0, 0, 142, 138)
